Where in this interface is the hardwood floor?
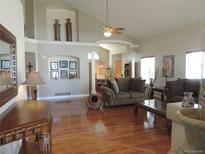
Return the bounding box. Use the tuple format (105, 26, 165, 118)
(50, 99, 171, 154)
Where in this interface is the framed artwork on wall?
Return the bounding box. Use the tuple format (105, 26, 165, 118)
(162, 55, 174, 77)
(1, 60, 10, 69)
(60, 70, 68, 78)
(69, 71, 77, 79)
(59, 60, 68, 68)
(50, 62, 58, 70)
(50, 71, 59, 79)
(69, 61, 77, 69)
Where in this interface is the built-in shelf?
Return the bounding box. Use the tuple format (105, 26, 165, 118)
(25, 38, 140, 48)
(25, 38, 98, 47)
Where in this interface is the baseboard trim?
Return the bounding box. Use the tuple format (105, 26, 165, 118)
(38, 94, 89, 100)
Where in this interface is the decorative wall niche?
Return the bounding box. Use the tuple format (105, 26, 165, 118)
(46, 9, 77, 41)
(48, 56, 79, 80)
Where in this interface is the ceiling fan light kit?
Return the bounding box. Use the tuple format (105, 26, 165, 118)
(104, 31, 112, 37)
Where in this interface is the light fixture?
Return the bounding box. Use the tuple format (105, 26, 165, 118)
(104, 31, 112, 37)
(23, 71, 45, 100)
(103, 0, 124, 37)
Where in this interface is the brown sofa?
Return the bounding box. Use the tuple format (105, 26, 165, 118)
(99, 78, 145, 106)
(165, 78, 200, 103)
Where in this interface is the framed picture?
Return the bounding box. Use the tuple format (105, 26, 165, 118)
(69, 71, 77, 79)
(1, 60, 10, 69)
(50, 71, 59, 79)
(60, 70, 68, 78)
(162, 55, 174, 77)
(59, 60, 68, 68)
(50, 62, 58, 70)
(69, 61, 77, 69)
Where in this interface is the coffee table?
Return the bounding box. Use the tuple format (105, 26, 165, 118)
(134, 99, 171, 135)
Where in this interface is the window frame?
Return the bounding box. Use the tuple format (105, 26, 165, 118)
(185, 50, 205, 79)
(140, 56, 156, 84)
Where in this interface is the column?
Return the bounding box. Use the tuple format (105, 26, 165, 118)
(109, 51, 112, 68)
(131, 54, 135, 78)
(91, 51, 96, 94)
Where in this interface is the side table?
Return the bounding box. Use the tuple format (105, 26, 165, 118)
(151, 87, 168, 101)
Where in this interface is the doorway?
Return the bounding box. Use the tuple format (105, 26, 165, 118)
(114, 60, 122, 78)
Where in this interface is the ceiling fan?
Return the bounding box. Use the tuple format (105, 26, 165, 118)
(103, 0, 125, 37)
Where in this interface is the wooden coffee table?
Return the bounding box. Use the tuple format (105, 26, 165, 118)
(134, 99, 171, 135)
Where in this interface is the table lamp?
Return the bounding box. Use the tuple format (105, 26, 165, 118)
(23, 71, 45, 100)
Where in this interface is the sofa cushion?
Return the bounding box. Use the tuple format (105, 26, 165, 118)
(129, 78, 145, 92)
(107, 78, 119, 94)
(184, 79, 200, 97)
(116, 92, 130, 99)
(128, 91, 144, 98)
(167, 79, 184, 98)
(116, 78, 129, 92)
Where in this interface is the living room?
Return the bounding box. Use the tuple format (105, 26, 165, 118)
(1, 0, 205, 154)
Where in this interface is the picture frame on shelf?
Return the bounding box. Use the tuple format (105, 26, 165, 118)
(50, 62, 58, 70)
(59, 60, 68, 68)
(69, 61, 77, 69)
(69, 71, 77, 79)
(50, 71, 59, 79)
(1, 60, 10, 69)
(60, 70, 68, 79)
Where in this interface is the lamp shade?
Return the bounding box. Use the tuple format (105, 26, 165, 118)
(23, 71, 45, 86)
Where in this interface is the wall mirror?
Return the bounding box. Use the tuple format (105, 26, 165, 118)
(0, 24, 17, 107)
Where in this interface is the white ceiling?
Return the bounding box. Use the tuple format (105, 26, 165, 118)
(99, 43, 128, 54)
(64, 0, 205, 41)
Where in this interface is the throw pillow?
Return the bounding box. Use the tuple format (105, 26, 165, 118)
(167, 79, 184, 97)
(184, 79, 200, 97)
(116, 78, 129, 92)
(129, 78, 145, 92)
(107, 78, 120, 94)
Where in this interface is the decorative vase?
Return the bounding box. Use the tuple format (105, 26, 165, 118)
(176, 108, 205, 152)
(54, 19, 61, 41)
(182, 92, 195, 107)
(65, 18, 72, 41)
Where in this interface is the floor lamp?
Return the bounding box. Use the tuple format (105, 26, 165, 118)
(23, 71, 45, 100)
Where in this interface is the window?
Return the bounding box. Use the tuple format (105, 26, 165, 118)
(88, 52, 99, 60)
(186, 51, 205, 79)
(141, 57, 155, 84)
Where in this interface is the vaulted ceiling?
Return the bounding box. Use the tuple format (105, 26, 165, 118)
(64, 0, 205, 41)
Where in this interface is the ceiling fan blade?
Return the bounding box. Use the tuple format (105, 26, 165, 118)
(112, 31, 123, 34)
(112, 27, 125, 31)
(110, 28, 123, 33)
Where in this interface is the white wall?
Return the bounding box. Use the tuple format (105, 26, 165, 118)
(0, 0, 26, 153)
(0, 0, 26, 114)
(140, 23, 201, 87)
(46, 9, 77, 41)
(32, 0, 138, 44)
(25, 39, 99, 98)
(78, 11, 137, 43)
